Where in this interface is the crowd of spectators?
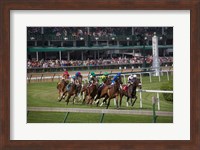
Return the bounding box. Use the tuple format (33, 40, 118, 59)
(28, 27, 172, 38)
(27, 56, 173, 69)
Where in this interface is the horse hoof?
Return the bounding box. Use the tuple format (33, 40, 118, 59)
(95, 100, 99, 104)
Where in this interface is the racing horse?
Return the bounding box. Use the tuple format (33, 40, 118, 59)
(94, 76, 112, 105)
(59, 74, 83, 105)
(56, 79, 69, 101)
(83, 80, 98, 105)
(120, 78, 142, 107)
(97, 76, 123, 109)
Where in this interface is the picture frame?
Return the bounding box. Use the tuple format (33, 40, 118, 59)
(0, 0, 199, 149)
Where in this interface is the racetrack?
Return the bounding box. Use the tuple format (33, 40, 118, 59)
(27, 74, 173, 123)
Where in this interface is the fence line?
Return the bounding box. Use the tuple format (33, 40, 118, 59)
(27, 107, 173, 123)
(27, 67, 173, 83)
(136, 89, 173, 110)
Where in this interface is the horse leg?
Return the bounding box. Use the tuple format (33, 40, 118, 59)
(100, 96, 108, 107)
(58, 90, 61, 101)
(82, 91, 86, 104)
(72, 94, 77, 105)
(130, 97, 133, 106)
(65, 94, 71, 105)
(119, 94, 123, 108)
(106, 98, 111, 109)
(132, 96, 137, 106)
(115, 97, 119, 109)
(90, 97, 94, 106)
(58, 90, 66, 102)
(86, 96, 91, 105)
(126, 97, 130, 107)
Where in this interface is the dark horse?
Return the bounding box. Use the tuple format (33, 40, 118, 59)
(97, 76, 123, 109)
(57, 79, 69, 101)
(120, 78, 142, 107)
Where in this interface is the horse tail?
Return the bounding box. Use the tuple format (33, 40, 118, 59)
(57, 81, 62, 90)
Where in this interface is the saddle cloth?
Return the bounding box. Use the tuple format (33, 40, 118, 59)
(122, 85, 128, 92)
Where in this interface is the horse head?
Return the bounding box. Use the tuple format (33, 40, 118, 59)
(105, 76, 112, 85)
(118, 76, 123, 85)
(135, 78, 142, 89)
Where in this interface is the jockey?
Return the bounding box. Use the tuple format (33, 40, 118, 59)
(70, 75, 76, 84)
(75, 71, 82, 78)
(62, 69, 70, 81)
(111, 73, 121, 85)
(128, 74, 137, 85)
(99, 72, 109, 86)
(103, 72, 109, 78)
(88, 72, 97, 85)
(71, 72, 82, 84)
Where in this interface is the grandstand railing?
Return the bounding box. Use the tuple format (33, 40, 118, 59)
(28, 34, 173, 41)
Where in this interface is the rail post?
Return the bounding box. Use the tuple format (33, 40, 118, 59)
(139, 90, 142, 108)
(149, 72, 152, 82)
(156, 93, 160, 110)
(139, 73, 142, 84)
(123, 74, 126, 84)
(40, 74, 43, 82)
(63, 112, 70, 123)
(158, 72, 161, 82)
(167, 71, 169, 81)
(100, 113, 105, 123)
(51, 73, 55, 82)
(28, 74, 32, 83)
(152, 96, 158, 123)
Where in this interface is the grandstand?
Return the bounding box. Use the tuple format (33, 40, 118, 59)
(27, 27, 173, 71)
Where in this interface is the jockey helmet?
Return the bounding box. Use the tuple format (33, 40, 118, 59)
(103, 72, 109, 76)
(64, 71, 69, 76)
(90, 72, 96, 77)
(101, 75, 106, 80)
(133, 74, 137, 78)
(117, 73, 121, 77)
(75, 72, 81, 76)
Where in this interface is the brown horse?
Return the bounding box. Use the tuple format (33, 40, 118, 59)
(96, 76, 123, 109)
(57, 79, 69, 101)
(106, 76, 123, 109)
(120, 78, 142, 107)
(82, 77, 99, 105)
(94, 76, 112, 105)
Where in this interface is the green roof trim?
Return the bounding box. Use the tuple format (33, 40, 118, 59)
(27, 45, 173, 52)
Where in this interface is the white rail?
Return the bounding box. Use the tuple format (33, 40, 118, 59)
(136, 89, 173, 110)
(27, 107, 173, 117)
